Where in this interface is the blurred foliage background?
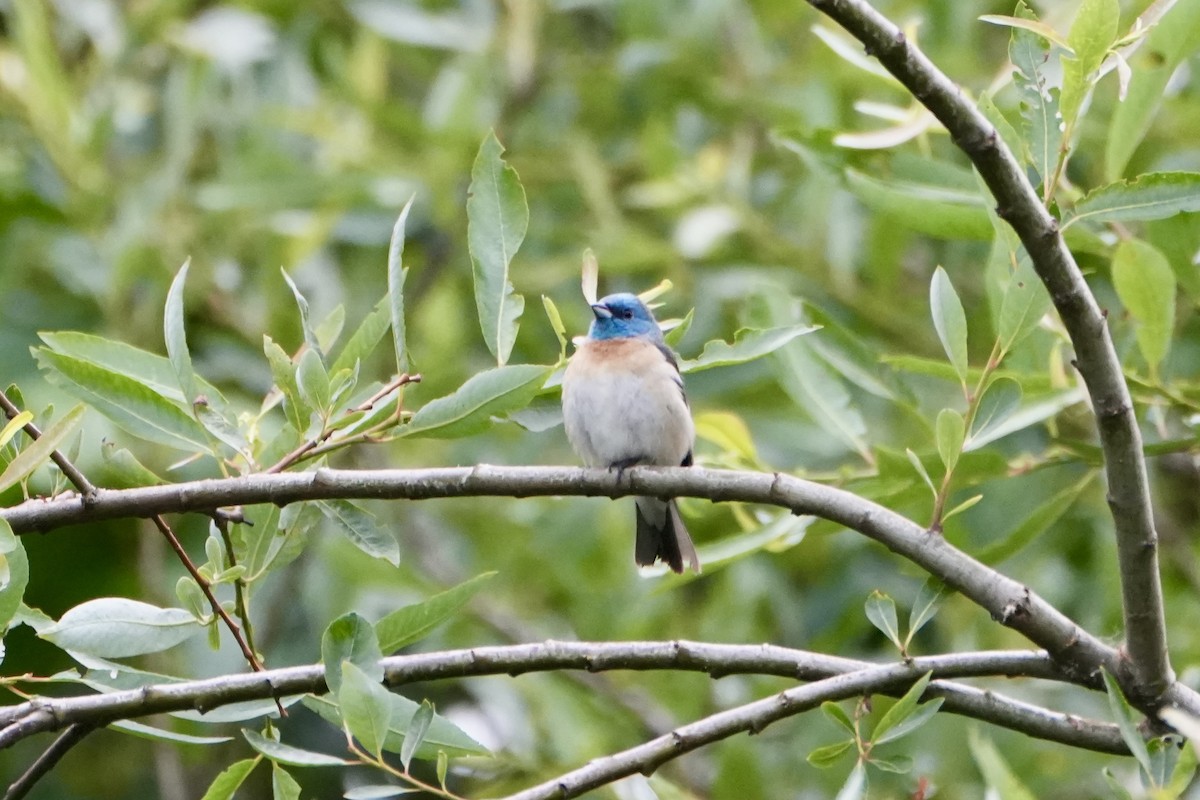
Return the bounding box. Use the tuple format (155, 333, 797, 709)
(0, 0, 1199, 797)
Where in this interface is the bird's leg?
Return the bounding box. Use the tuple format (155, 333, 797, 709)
(609, 455, 647, 485)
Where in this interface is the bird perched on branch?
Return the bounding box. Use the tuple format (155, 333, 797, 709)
(561, 292, 700, 573)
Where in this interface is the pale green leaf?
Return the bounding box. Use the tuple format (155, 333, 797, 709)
(331, 297, 392, 376)
(968, 377, 1022, 445)
(0, 404, 84, 494)
(1112, 238, 1176, 373)
(281, 268, 321, 358)
(304, 694, 489, 759)
(323, 612, 384, 693)
(935, 408, 965, 474)
(822, 702, 856, 736)
(1009, 1, 1062, 196)
(1102, 667, 1154, 776)
(40, 597, 201, 657)
(0, 520, 29, 632)
(872, 672, 932, 743)
(400, 700, 434, 771)
(930, 267, 969, 382)
(377, 572, 496, 653)
(339, 661, 394, 758)
(834, 762, 867, 800)
(807, 739, 854, 768)
(316, 499, 400, 566)
(112, 719, 232, 745)
(679, 325, 819, 372)
(969, 728, 1038, 800)
(1063, 172, 1200, 229)
(296, 347, 331, 415)
(997, 256, 1051, 354)
(0, 411, 32, 449)
(907, 579, 946, 639)
(388, 197, 415, 373)
(243, 729, 351, 767)
(906, 448, 937, 497)
(401, 364, 548, 439)
(468, 131, 528, 366)
(200, 758, 259, 800)
(272, 763, 301, 800)
(1059, 0, 1118, 127)
(164, 258, 199, 405)
(979, 14, 1071, 50)
(864, 590, 901, 649)
(843, 168, 992, 240)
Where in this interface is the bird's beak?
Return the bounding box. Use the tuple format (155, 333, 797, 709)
(590, 303, 612, 320)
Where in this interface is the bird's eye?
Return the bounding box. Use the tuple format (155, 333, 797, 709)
(621, 309, 634, 320)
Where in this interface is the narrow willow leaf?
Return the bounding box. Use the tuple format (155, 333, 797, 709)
(296, 348, 331, 415)
(663, 307, 696, 349)
(1102, 667, 1154, 777)
(942, 494, 983, 523)
(316, 500, 400, 566)
(40, 597, 201, 657)
(112, 719, 232, 745)
(243, 729, 351, 767)
(0, 404, 84, 494)
(176, 576, 207, 620)
(1106, 2, 1200, 178)
(874, 697, 943, 745)
(1063, 172, 1200, 228)
(581, 249, 599, 305)
(436, 750, 449, 789)
(401, 364, 548, 439)
(1059, 0, 1118, 128)
(0, 520, 29, 632)
(281, 269, 321, 358)
(0, 411, 32, 449)
(978, 14, 1072, 50)
(997, 256, 1051, 354)
(979, 472, 1096, 565)
(541, 295, 567, 355)
(340, 661, 394, 758)
(314, 305, 346, 356)
(864, 590, 901, 650)
(467, 131, 528, 366)
(968, 387, 1085, 451)
(872, 672, 932, 743)
(1112, 238, 1176, 373)
(377, 572, 496, 653)
(165, 258, 199, 404)
(968, 377, 1022, 445)
(388, 197, 415, 373)
(200, 758, 259, 800)
(331, 297, 391, 376)
(834, 761, 867, 800)
(929, 267, 969, 382)
(400, 700, 434, 771)
(968, 728, 1038, 800)
(322, 612, 384, 693)
(869, 756, 913, 773)
(264, 336, 308, 433)
(35, 350, 209, 451)
(305, 694, 488, 759)
(905, 449, 937, 497)
(1010, 1, 1062, 196)
(344, 787, 416, 799)
(822, 702, 856, 736)
(272, 763, 302, 800)
(1159, 707, 1200, 758)
(842, 168, 992, 240)
(807, 739, 854, 768)
(679, 325, 819, 372)
(935, 408, 965, 473)
(907, 579, 946, 639)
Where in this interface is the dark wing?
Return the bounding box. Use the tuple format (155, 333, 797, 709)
(654, 341, 693, 467)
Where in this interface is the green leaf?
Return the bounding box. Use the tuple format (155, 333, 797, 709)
(905, 448, 936, 498)
(1063, 172, 1200, 229)
(332, 297, 392, 377)
(272, 763, 301, 800)
(1059, 0, 1118, 128)
(874, 696, 942, 745)
(864, 590, 901, 649)
(871, 672, 932, 743)
(662, 307, 695, 349)
(243, 729, 351, 767)
(401, 364, 549, 439)
(935, 408, 965, 474)
(315, 305, 346, 355)
(907, 579, 946, 640)
(345, 787, 417, 799)
(996, 256, 1051, 354)
(304, 694, 489, 759)
(968, 377, 1022, 446)
(968, 728, 1037, 800)
(34, 350, 210, 452)
(176, 576, 208, 620)
(942, 494, 983, 523)
(40, 597, 201, 657)
(101, 443, 165, 488)
(264, 336, 309, 434)
(0, 411, 32, 449)
(0, 404, 84, 494)
(316, 500, 400, 566)
(807, 739, 854, 768)
(0, 520, 29, 633)
(929, 267, 969, 382)
(978, 472, 1096, 565)
(388, 196, 415, 373)
(400, 700, 434, 771)
(843, 167, 992, 240)
(111, 719, 232, 745)
(281, 268, 321, 358)
(339, 661, 394, 758)
(822, 702, 856, 736)
(542, 295, 567, 356)
(868, 755, 913, 773)
(1106, 1, 1200, 179)
(1102, 667, 1154, 777)
(1009, 0, 1062, 197)
(1112, 238, 1176, 373)
(678, 325, 819, 372)
(467, 131, 528, 366)
(200, 758, 259, 800)
(296, 347, 331, 416)
(322, 612, 384, 694)
(164, 258, 199, 405)
(978, 14, 1071, 50)
(377, 572, 496, 653)
(834, 761, 867, 800)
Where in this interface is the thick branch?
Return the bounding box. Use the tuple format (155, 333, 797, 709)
(0, 642, 1124, 756)
(3, 723, 92, 800)
(805, 0, 1170, 703)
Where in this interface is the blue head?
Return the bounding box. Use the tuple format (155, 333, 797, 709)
(588, 293, 663, 341)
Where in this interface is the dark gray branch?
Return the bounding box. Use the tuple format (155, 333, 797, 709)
(3, 723, 93, 800)
(805, 0, 1170, 703)
(0, 642, 1125, 757)
(3, 465, 1196, 716)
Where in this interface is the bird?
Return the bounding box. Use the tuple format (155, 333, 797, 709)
(561, 292, 700, 573)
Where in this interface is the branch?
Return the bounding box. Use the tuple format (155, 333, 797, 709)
(804, 0, 1171, 703)
(3, 723, 92, 800)
(7, 464, 1188, 712)
(0, 389, 95, 498)
(0, 642, 1124, 756)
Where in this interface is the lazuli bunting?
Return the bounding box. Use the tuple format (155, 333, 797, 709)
(561, 293, 700, 573)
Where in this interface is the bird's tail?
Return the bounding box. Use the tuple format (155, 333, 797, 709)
(634, 497, 700, 574)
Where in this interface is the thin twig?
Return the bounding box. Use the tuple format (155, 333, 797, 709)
(807, 0, 1172, 706)
(3, 722, 93, 800)
(213, 516, 261, 681)
(0, 388, 96, 498)
(0, 643, 1126, 754)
